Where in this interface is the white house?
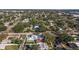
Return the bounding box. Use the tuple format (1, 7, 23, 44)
(4, 22, 10, 27)
(22, 18, 29, 23)
(26, 34, 38, 42)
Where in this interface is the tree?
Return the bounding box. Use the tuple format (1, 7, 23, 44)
(0, 22, 7, 32)
(12, 22, 27, 33)
(30, 18, 37, 25)
(44, 33, 55, 49)
(55, 20, 64, 28)
(11, 39, 22, 44)
(0, 34, 7, 42)
(39, 25, 47, 32)
(60, 33, 74, 42)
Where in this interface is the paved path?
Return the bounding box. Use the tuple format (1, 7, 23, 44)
(6, 20, 20, 32)
(19, 38, 26, 50)
(5, 16, 22, 32)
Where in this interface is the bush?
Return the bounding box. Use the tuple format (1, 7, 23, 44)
(0, 22, 7, 32)
(44, 33, 55, 48)
(0, 25, 7, 31)
(11, 39, 22, 44)
(0, 34, 7, 42)
(60, 33, 74, 42)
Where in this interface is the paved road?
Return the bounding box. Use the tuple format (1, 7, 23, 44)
(6, 20, 20, 32)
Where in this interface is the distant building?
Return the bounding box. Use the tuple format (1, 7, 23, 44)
(73, 14, 79, 17)
(4, 22, 10, 27)
(22, 18, 29, 23)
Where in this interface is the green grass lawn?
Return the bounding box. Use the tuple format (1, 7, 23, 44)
(5, 45, 20, 50)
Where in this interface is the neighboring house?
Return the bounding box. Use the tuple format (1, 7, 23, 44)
(22, 18, 29, 23)
(48, 20, 54, 26)
(73, 14, 79, 17)
(37, 42, 48, 50)
(4, 22, 10, 27)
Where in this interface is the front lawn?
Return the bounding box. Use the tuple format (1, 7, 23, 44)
(5, 45, 19, 50)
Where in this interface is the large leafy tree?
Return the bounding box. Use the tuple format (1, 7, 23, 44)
(30, 18, 38, 25)
(60, 33, 74, 42)
(11, 38, 22, 44)
(12, 22, 28, 33)
(0, 21, 7, 32)
(44, 33, 55, 49)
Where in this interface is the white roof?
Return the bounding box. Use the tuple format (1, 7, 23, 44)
(34, 25, 39, 28)
(27, 35, 38, 41)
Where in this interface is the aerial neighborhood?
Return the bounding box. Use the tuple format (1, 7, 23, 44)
(0, 9, 79, 50)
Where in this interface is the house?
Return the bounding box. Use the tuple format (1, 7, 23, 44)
(73, 14, 79, 17)
(4, 22, 10, 27)
(37, 42, 48, 50)
(22, 18, 29, 23)
(36, 33, 45, 42)
(26, 33, 47, 50)
(26, 34, 38, 42)
(26, 33, 46, 42)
